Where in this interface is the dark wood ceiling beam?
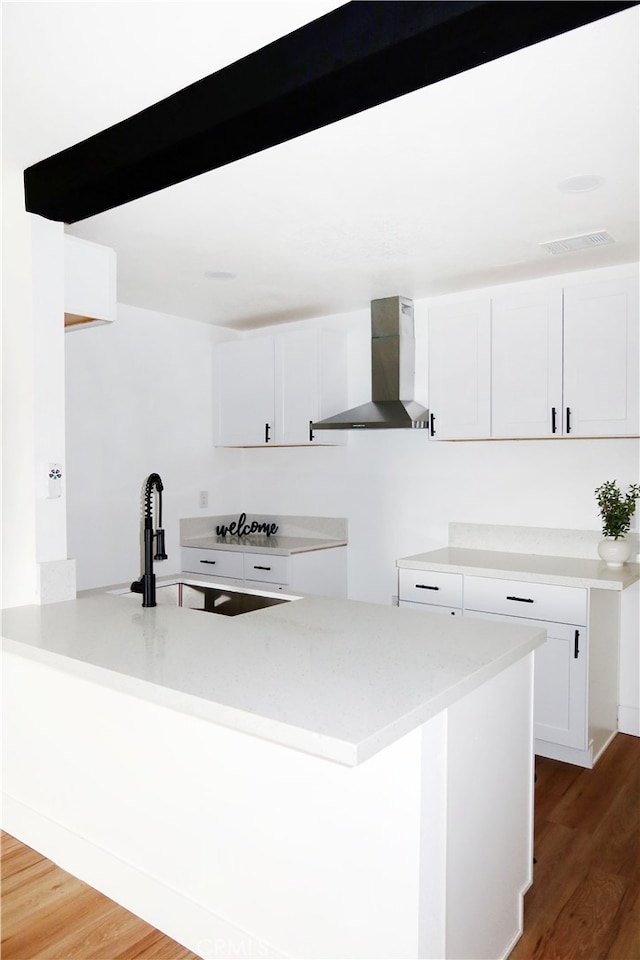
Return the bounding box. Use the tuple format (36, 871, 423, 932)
(24, 0, 638, 224)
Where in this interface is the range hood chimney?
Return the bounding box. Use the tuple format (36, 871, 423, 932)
(312, 296, 429, 430)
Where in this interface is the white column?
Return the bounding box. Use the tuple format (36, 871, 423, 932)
(0, 167, 74, 607)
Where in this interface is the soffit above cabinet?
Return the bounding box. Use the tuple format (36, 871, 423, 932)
(64, 235, 116, 330)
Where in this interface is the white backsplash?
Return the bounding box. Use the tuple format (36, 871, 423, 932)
(181, 514, 348, 543)
(449, 522, 640, 562)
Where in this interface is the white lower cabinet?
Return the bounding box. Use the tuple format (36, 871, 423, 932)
(467, 610, 587, 752)
(398, 567, 612, 767)
(398, 568, 463, 615)
(182, 545, 347, 598)
(463, 575, 593, 764)
(182, 546, 245, 579)
(399, 600, 461, 616)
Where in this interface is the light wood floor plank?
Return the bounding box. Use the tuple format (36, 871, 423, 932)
(1, 834, 202, 960)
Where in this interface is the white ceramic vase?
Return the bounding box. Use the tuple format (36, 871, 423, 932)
(597, 537, 632, 567)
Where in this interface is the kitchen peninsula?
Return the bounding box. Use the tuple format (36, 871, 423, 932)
(2, 585, 543, 960)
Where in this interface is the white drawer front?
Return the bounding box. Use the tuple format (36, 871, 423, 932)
(244, 552, 289, 585)
(398, 568, 463, 608)
(399, 600, 462, 617)
(182, 547, 244, 579)
(464, 576, 587, 625)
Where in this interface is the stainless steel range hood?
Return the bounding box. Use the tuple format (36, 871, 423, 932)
(312, 296, 429, 430)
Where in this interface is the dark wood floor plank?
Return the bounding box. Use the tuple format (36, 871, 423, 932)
(532, 867, 629, 960)
(509, 733, 640, 960)
(606, 885, 640, 960)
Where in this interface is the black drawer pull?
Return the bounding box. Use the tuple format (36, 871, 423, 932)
(566, 407, 572, 434)
(199, 559, 217, 565)
(416, 584, 440, 591)
(265, 423, 271, 443)
(254, 565, 271, 571)
(430, 413, 436, 437)
(506, 595, 534, 603)
(551, 406, 557, 434)
(574, 629, 580, 659)
(309, 420, 314, 442)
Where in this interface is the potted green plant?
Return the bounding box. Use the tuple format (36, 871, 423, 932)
(595, 480, 640, 566)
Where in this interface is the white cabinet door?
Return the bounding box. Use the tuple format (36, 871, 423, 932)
(428, 298, 491, 438)
(534, 621, 588, 750)
(213, 337, 275, 446)
(275, 329, 347, 445)
(563, 277, 639, 436)
(491, 289, 563, 437)
(467, 609, 588, 751)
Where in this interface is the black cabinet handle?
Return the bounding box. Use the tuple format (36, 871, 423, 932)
(199, 559, 216, 565)
(309, 420, 314, 442)
(566, 407, 572, 434)
(430, 413, 436, 437)
(574, 629, 580, 659)
(416, 584, 440, 591)
(265, 423, 271, 443)
(506, 595, 534, 604)
(254, 565, 271, 571)
(551, 407, 557, 434)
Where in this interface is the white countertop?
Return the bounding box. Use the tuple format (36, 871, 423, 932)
(397, 547, 640, 591)
(1, 581, 543, 766)
(181, 513, 348, 555)
(182, 534, 347, 555)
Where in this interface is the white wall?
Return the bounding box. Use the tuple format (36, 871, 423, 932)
(65, 304, 236, 590)
(65, 265, 639, 602)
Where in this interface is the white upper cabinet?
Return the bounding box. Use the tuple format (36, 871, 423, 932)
(563, 277, 639, 437)
(275, 328, 347, 446)
(428, 272, 638, 440)
(213, 328, 347, 446)
(428, 298, 491, 439)
(64, 235, 116, 330)
(214, 336, 275, 446)
(491, 289, 563, 438)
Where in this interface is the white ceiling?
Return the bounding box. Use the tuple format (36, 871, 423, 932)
(3, 2, 639, 330)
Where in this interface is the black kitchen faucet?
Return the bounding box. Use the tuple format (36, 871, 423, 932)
(130, 472, 167, 607)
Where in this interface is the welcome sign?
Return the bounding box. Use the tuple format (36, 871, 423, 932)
(216, 512, 279, 538)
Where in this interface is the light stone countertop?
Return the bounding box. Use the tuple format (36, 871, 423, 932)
(397, 547, 640, 591)
(1, 584, 543, 766)
(181, 513, 348, 555)
(182, 534, 347, 555)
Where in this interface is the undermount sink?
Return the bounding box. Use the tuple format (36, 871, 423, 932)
(111, 580, 298, 616)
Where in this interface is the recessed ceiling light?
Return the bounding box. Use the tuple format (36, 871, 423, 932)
(558, 175, 605, 194)
(204, 270, 236, 280)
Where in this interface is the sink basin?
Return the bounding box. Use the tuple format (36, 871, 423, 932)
(111, 580, 298, 616)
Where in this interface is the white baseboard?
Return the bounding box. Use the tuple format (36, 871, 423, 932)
(618, 705, 640, 737)
(1, 794, 285, 960)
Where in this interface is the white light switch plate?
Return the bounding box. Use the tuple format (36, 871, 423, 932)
(48, 463, 63, 499)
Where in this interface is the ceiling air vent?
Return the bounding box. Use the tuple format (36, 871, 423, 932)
(540, 231, 615, 255)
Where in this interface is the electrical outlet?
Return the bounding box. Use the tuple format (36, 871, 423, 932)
(199, 490, 208, 509)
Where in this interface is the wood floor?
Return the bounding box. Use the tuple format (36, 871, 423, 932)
(2, 733, 638, 960)
(0, 834, 201, 960)
(510, 732, 640, 960)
